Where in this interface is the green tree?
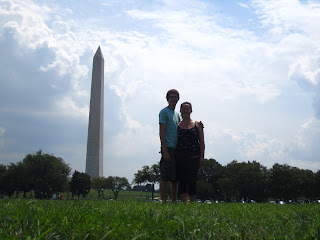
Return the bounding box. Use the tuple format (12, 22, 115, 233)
(105, 176, 130, 200)
(14, 161, 32, 198)
(0, 164, 7, 197)
(133, 166, 151, 185)
(218, 160, 267, 202)
(0, 162, 32, 198)
(218, 160, 240, 201)
(70, 171, 91, 199)
(91, 176, 108, 199)
(267, 163, 293, 201)
(314, 170, 320, 199)
(267, 164, 316, 201)
(197, 180, 215, 200)
(133, 163, 160, 200)
(296, 168, 314, 200)
(22, 150, 71, 198)
(148, 163, 160, 200)
(198, 158, 224, 200)
(2, 163, 16, 198)
(241, 161, 267, 202)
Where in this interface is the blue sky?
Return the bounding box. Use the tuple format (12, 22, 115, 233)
(1, 0, 320, 183)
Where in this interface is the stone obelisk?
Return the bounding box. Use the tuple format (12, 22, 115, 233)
(86, 46, 104, 177)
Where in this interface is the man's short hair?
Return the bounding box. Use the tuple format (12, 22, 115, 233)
(166, 89, 180, 101)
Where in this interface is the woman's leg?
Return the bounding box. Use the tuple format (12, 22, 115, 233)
(188, 182, 197, 202)
(179, 181, 188, 203)
(180, 193, 188, 203)
(188, 157, 200, 202)
(189, 195, 196, 202)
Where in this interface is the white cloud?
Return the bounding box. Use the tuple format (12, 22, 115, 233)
(1, 0, 320, 179)
(48, 143, 87, 171)
(0, 127, 6, 136)
(285, 117, 320, 170)
(100, 0, 320, 173)
(0, 152, 25, 166)
(293, 118, 320, 151)
(104, 122, 160, 182)
(289, 48, 320, 118)
(237, 2, 249, 8)
(55, 96, 89, 119)
(52, 21, 70, 35)
(207, 127, 287, 167)
(289, 48, 320, 86)
(0, 0, 91, 118)
(0, 127, 5, 149)
(0, 0, 52, 49)
(203, 115, 320, 171)
(237, 130, 286, 164)
(124, 5, 290, 105)
(251, 0, 320, 38)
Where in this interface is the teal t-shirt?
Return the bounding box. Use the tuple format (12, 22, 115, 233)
(159, 107, 181, 148)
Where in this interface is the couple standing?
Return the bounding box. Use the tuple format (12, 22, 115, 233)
(159, 89, 205, 203)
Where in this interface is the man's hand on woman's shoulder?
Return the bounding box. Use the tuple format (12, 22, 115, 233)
(196, 121, 204, 129)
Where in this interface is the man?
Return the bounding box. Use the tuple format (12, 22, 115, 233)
(159, 89, 180, 203)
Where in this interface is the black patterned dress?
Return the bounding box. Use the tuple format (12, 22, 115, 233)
(175, 122, 200, 185)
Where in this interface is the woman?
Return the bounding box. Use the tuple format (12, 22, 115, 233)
(175, 102, 205, 203)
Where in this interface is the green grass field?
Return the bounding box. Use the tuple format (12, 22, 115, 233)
(0, 198, 319, 239)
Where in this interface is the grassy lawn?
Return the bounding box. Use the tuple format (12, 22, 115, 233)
(1, 198, 319, 239)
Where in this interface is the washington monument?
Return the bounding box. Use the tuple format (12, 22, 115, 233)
(86, 46, 104, 177)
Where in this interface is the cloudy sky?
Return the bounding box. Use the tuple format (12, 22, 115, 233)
(1, 0, 320, 183)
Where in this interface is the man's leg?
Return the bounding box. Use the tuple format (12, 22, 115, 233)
(160, 180, 167, 203)
(170, 181, 178, 203)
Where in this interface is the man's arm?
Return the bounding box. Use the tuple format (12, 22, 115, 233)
(159, 123, 171, 161)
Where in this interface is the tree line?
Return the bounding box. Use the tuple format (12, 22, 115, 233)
(0, 150, 129, 200)
(133, 159, 320, 202)
(1, 150, 320, 202)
